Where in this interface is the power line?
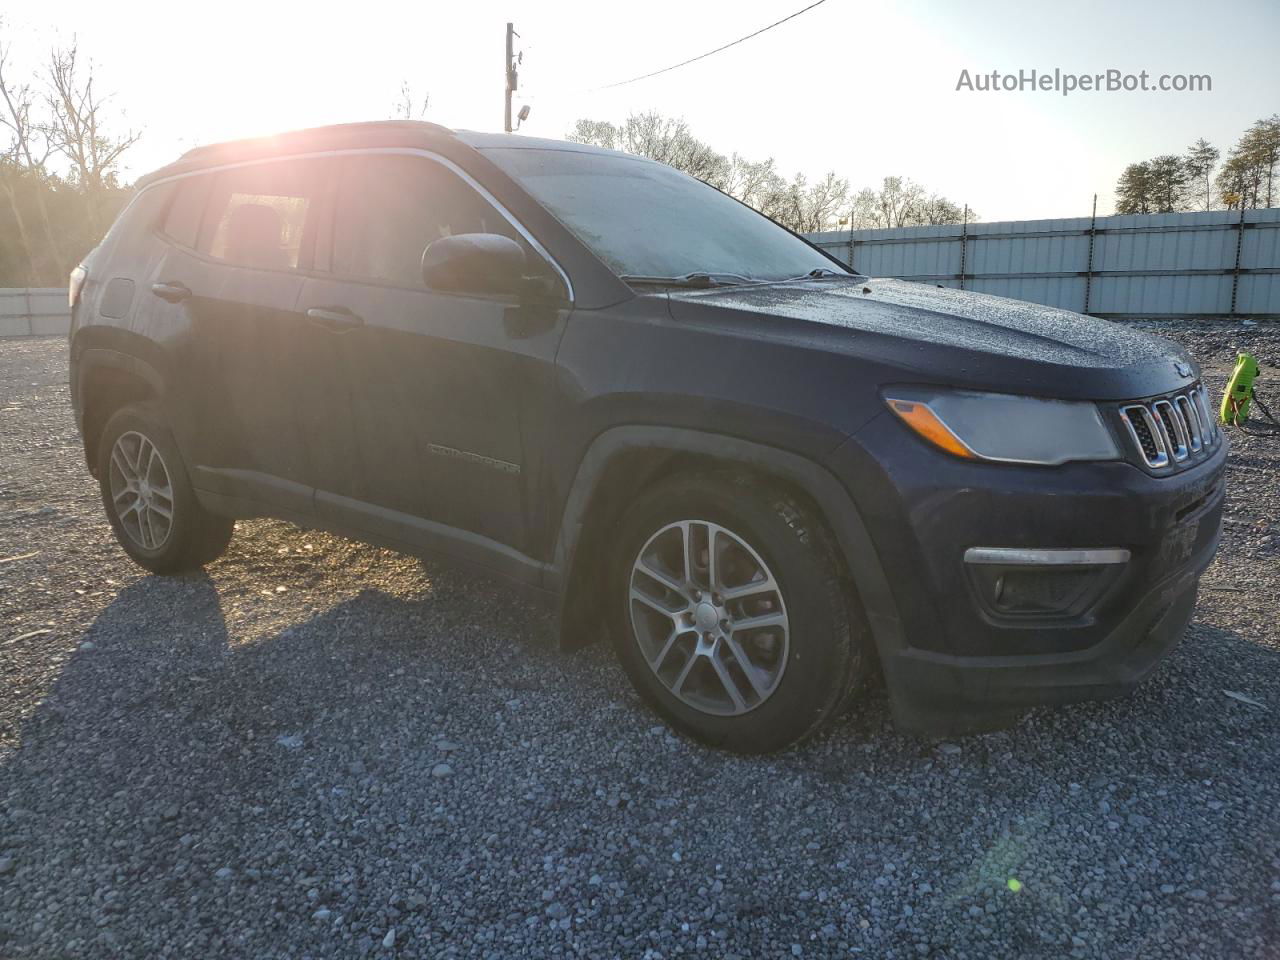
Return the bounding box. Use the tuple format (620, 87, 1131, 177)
(597, 0, 828, 90)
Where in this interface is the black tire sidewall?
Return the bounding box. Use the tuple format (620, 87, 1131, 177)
(611, 476, 854, 752)
(96, 403, 206, 573)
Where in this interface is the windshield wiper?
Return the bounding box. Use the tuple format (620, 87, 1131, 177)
(780, 267, 853, 282)
(620, 272, 754, 289)
(622, 269, 855, 289)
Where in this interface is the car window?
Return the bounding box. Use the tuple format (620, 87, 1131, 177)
(162, 174, 212, 248)
(100, 181, 175, 252)
(332, 155, 525, 288)
(198, 161, 325, 271)
(483, 147, 845, 282)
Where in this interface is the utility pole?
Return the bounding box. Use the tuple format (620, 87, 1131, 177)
(504, 22, 517, 133)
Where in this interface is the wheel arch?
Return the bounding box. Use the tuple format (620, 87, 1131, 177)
(74, 346, 166, 477)
(551, 426, 906, 667)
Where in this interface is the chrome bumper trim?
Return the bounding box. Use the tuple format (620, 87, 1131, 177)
(964, 547, 1132, 566)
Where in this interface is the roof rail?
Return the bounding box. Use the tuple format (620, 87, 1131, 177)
(177, 120, 455, 161)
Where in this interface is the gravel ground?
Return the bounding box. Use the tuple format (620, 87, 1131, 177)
(1, 326, 1278, 960)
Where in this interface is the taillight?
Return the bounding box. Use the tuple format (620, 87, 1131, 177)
(69, 265, 88, 309)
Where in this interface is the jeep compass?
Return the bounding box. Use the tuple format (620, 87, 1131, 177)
(68, 121, 1227, 752)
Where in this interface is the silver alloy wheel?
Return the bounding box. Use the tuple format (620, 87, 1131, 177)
(107, 430, 175, 551)
(628, 519, 790, 716)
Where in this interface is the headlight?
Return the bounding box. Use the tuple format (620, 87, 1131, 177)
(883, 388, 1120, 465)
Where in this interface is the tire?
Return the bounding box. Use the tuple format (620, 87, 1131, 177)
(610, 471, 867, 753)
(96, 402, 234, 573)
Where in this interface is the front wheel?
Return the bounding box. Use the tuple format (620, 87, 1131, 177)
(97, 403, 234, 573)
(611, 472, 868, 752)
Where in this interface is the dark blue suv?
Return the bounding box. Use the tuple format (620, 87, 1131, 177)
(68, 121, 1227, 751)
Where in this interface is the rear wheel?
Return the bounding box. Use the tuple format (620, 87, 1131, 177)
(611, 472, 867, 752)
(97, 403, 234, 573)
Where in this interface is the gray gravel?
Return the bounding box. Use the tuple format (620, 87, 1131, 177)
(2, 327, 1278, 959)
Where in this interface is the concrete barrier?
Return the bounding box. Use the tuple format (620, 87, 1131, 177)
(0, 288, 71, 338)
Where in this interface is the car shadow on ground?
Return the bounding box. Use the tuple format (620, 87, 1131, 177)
(1, 568, 1276, 956)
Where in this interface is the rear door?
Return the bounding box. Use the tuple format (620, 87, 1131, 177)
(296, 152, 570, 563)
(147, 158, 354, 517)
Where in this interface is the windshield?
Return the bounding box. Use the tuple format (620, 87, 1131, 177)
(483, 147, 849, 283)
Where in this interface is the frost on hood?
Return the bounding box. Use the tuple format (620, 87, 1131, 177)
(678, 278, 1188, 371)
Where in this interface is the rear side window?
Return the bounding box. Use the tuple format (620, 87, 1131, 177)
(97, 182, 176, 254)
(332, 155, 523, 288)
(162, 174, 213, 248)
(198, 160, 326, 271)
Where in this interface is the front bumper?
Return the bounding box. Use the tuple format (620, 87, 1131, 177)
(828, 413, 1227, 734)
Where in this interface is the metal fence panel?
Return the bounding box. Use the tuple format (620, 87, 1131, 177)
(807, 207, 1280, 318)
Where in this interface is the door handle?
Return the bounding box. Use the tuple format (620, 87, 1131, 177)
(151, 281, 191, 303)
(306, 307, 364, 331)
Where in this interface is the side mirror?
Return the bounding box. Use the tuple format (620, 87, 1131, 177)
(421, 233, 526, 297)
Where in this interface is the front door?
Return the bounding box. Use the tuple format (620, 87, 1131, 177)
(296, 152, 569, 566)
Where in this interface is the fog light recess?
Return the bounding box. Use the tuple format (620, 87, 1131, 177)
(963, 547, 1130, 622)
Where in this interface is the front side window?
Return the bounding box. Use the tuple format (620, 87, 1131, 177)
(199, 161, 325, 270)
(332, 155, 523, 288)
(482, 147, 846, 282)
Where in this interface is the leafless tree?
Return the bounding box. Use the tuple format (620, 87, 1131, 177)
(569, 113, 969, 234)
(0, 33, 62, 280)
(851, 177, 923, 228)
(850, 177, 971, 229)
(391, 81, 429, 121)
(570, 114, 730, 186)
(45, 42, 140, 233)
(778, 171, 850, 233)
(568, 112, 852, 231)
(914, 194, 967, 226)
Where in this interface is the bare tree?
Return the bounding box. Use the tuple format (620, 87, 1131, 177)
(45, 42, 140, 233)
(722, 153, 782, 208)
(851, 177, 922, 228)
(391, 81, 429, 120)
(0, 34, 62, 280)
(849, 177, 971, 229)
(569, 114, 730, 193)
(914, 194, 967, 226)
(776, 171, 849, 233)
(569, 113, 856, 231)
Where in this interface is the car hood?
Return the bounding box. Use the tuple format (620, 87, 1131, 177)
(664, 278, 1196, 401)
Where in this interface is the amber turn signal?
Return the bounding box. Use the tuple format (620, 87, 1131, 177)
(885, 398, 976, 459)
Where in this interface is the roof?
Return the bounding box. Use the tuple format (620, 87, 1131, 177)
(453, 130, 646, 159)
(135, 120, 648, 188)
(135, 120, 457, 187)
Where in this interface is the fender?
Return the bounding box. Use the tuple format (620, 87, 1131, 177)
(550, 425, 907, 674)
(74, 346, 166, 394)
(71, 343, 167, 427)
(72, 322, 171, 406)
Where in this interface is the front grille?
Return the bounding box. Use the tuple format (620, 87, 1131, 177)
(1119, 384, 1218, 470)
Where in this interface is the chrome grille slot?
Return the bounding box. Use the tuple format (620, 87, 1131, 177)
(1118, 384, 1216, 470)
(1121, 404, 1169, 467)
(1153, 399, 1189, 461)
(1176, 395, 1202, 452)
(1192, 386, 1216, 443)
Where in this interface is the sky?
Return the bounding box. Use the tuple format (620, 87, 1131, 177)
(2, 0, 1278, 222)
